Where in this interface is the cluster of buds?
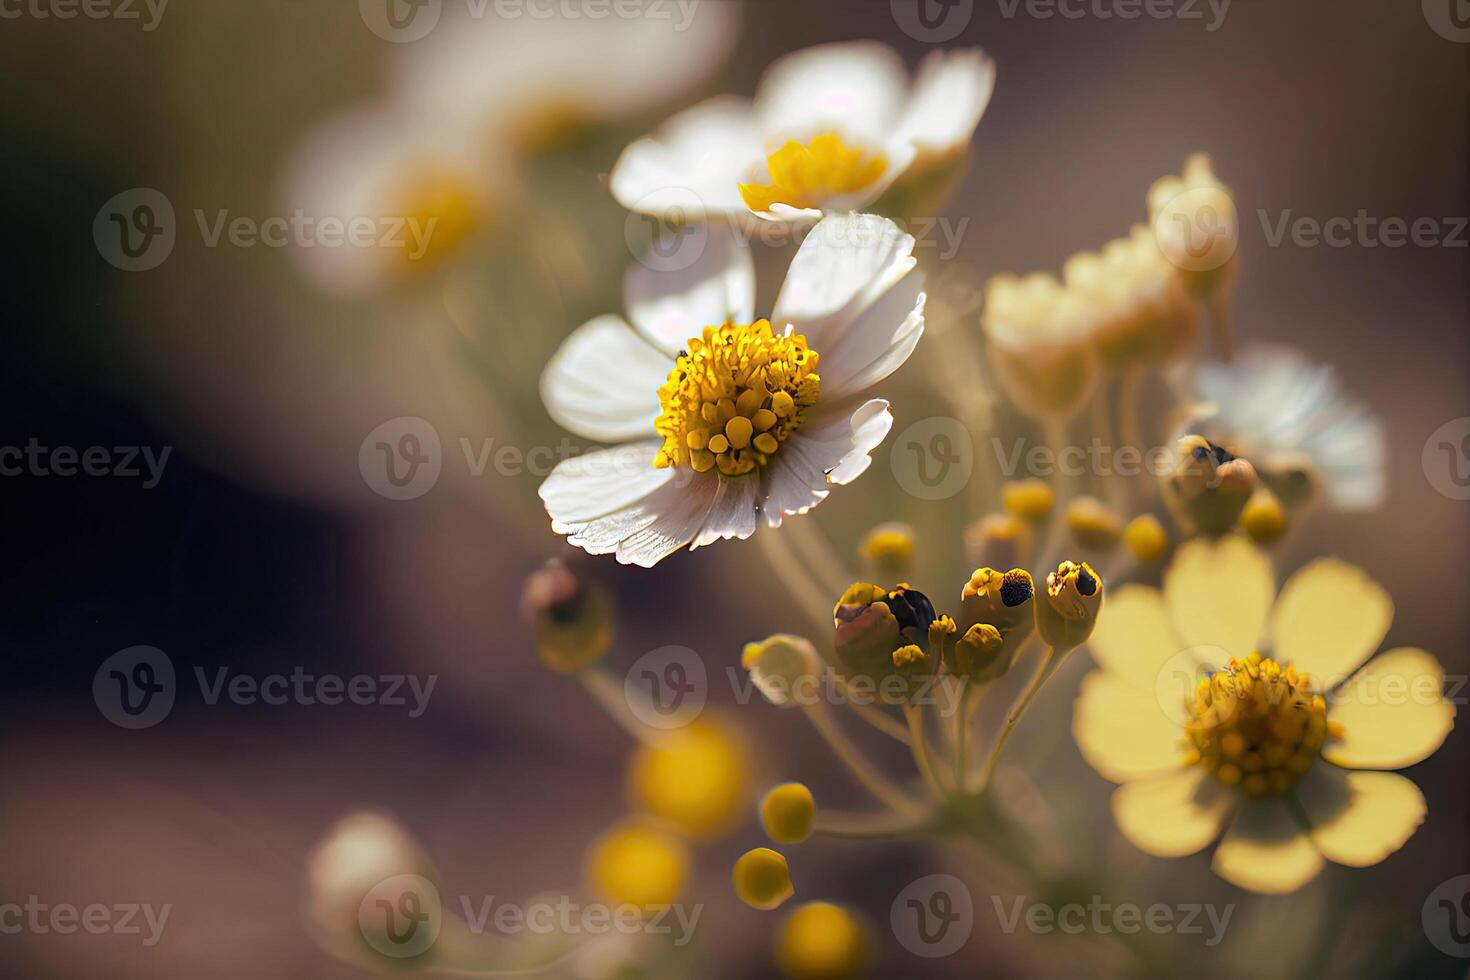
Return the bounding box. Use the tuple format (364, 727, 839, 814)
(1165, 435, 1259, 537)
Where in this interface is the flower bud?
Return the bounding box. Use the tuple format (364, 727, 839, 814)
(742, 634, 822, 708)
(1123, 514, 1169, 563)
(1035, 561, 1103, 650)
(628, 718, 750, 840)
(1241, 487, 1287, 545)
(948, 622, 1013, 682)
(1148, 154, 1238, 298)
(587, 822, 688, 912)
(963, 513, 1030, 571)
(775, 902, 873, 980)
(1002, 478, 1054, 522)
(1065, 496, 1123, 552)
(733, 848, 795, 911)
(1165, 435, 1257, 536)
(960, 567, 1035, 634)
(761, 783, 816, 844)
(831, 583, 942, 705)
(521, 559, 612, 674)
(858, 522, 915, 582)
(983, 272, 1099, 422)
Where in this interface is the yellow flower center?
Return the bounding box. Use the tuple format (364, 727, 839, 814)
(654, 320, 820, 477)
(389, 162, 483, 272)
(1184, 652, 1343, 796)
(739, 133, 887, 213)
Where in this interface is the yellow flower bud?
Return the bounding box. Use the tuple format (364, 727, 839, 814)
(857, 522, 915, 581)
(733, 848, 795, 911)
(1035, 560, 1103, 650)
(742, 634, 822, 708)
(1241, 487, 1287, 544)
(983, 272, 1099, 422)
(831, 583, 942, 704)
(520, 559, 612, 674)
(1065, 496, 1123, 552)
(761, 783, 816, 844)
(963, 513, 1030, 571)
(1148, 153, 1238, 297)
(1165, 435, 1257, 536)
(948, 622, 1011, 682)
(960, 567, 1035, 634)
(1002, 478, 1054, 522)
(587, 822, 688, 912)
(628, 719, 749, 840)
(1123, 514, 1169, 563)
(775, 902, 872, 980)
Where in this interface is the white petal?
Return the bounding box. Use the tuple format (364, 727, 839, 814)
(692, 475, 759, 549)
(608, 471, 721, 567)
(816, 268, 925, 400)
(754, 42, 908, 146)
(539, 442, 672, 527)
(546, 459, 717, 567)
(540, 316, 668, 442)
(624, 223, 755, 356)
(773, 213, 918, 356)
(895, 48, 996, 153)
(610, 97, 762, 220)
(760, 399, 893, 527)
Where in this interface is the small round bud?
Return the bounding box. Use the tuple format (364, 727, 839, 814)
(963, 513, 1029, 571)
(775, 902, 872, 980)
(1035, 560, 1104, 650)
(587, 822, 688, 912)
(1002, 478, 1054, 522)
(960, 567, 1035, 634)
(521, 559, 612, 674)
(831, 583, 941, 705)
(628, 719, 750, 840)
(1165, 436, 1257, 536)
(761, 783, 816, 844)
(733, 848, 795, 911)
(1123, 514, 1169, 563)
(857, 522, 915, 581)
(742, 635, 821, 708)
(1241, 487, 1287, 544)
(949, 622, 1011, 682)
(1065, 496, 1123, 552)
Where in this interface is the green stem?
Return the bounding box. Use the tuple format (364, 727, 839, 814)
(978, 645, 1061, 790)
(803, 699, 920, 815)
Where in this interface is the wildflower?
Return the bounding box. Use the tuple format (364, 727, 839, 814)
(1075, 536, 1454, 893)
(1001, 478, 1055, 522)
(952, 568, 1034, 681)
(1063, 225, 1197, 370)
(774, 902, 872, 980)
(1178, 344, 1386, 511)
(612, 43, 994, 223)
(858, 522, 915, 581)
(1035, 560, 1104, 650)
(733, 848, 795, 911)
(831, 583, 946, 703)
(743, 635, 823, 708)
(587, 822, 688, 911)
(963, 513, 1030, 570)
(539, 213, 925, 566)
(981, 272, 1099, 422)
(761, 783, 816, 844)
(520, 559, 612, 674)
(1123, 514, 1170, 563)
(1148, 153, 1238, 296)
(628, 718, 750, 840)
(1065, 496, 1124, 552)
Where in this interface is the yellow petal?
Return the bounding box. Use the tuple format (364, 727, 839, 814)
(1271, 558, 1392, 687)
(1088, 585, 1185, 692)
(1073, 670, 1189, 782)
(1295, 767, 1425, 867)
(1111, 769, 1233, 857)
(1324, 647, 1455, 770)
(1210, 797, 1323, 894)
(1165, 535, 1274, 663)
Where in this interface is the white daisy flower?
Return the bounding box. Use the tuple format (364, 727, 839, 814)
(611, 42, 995, 224)
(391, 1, 740, 156)
(539, 212, 926, 567)
(1179, 344, 1386, 510)
(280, 102, 508, 296)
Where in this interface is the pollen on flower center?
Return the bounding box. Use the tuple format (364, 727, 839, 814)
(739, 132, 887, 213)
(654, 319, 820, 477)
(1184, 652, 1343, 796)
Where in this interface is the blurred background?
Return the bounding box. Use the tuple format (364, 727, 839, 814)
(1, 1, 1466, 976)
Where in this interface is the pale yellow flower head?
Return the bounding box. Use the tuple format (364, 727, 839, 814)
(628, 718, 750, 840)
(1064, 224, 1197, 370)
(1148, 153, 1239, 295)
(732, 847, 795, 911)
(761, 783, 817, 844)
(587, 822, 688, 912)
(982, 272, 1099, 421)
(774, 902, 872, 980)
(857, 522, 916, 581)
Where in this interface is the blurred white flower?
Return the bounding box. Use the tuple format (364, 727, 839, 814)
(539, 213, 925, 567)
(612, 42, 994, 224)
(1179, 344, 1386, 510)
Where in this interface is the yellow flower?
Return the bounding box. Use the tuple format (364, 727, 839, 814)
(1065, 496, 1124, 552)
(857, 522, 916, 581)
(830, 583, 943, 704)
(628, 718, 750, 840)
(1123, 514, 1169, 563)
(1001, 478, 1055, 522)
(732, 847, 795, 911)
(981, 272, 1099, 422)
(1075, 536, 1454, 893)
(774, 902, 872, 980)
(587, 822, 688, 911)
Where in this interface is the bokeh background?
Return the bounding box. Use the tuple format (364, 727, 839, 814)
(2, 1, 1466, 976)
